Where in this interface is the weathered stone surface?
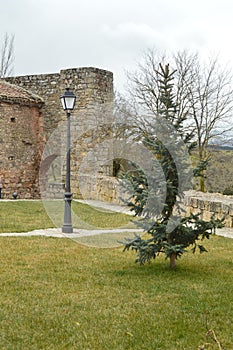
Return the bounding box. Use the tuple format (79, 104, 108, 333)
(1, 67, 114, 199)
(0, 81, 44, 198)
(184, 191, 233, 228)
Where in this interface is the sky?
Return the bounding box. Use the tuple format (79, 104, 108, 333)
(1, 0, 233, 92)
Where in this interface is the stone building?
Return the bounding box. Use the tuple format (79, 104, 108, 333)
(0, 80, 44, 198)
(1, 67, 117, 200)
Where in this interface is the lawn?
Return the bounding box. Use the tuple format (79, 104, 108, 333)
(0, 201, 233, 349)
(0, 234, 233, 349)
(0, 200, 134, 233)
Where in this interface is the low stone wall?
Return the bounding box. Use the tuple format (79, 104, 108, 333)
(47, 182, 64, 199)
(78, 174, 127, 204)
(184, 191, 233, 228)
(85, 181, 233, 228)
(44, 176, 233, 229)
(44, 176, 127, 204)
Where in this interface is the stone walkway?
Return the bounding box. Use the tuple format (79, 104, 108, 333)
(0, 199, 233, 239)
(213, 227, 233, 239)
(1, 227, 232, 239)
(0, 227, 142, 238)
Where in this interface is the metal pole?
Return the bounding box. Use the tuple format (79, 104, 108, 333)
(62, 111, 73, 233)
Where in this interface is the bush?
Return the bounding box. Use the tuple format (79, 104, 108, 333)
(223, 185, 233, 195)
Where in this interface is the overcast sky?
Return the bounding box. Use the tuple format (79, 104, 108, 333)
(1, 0, 233, 91)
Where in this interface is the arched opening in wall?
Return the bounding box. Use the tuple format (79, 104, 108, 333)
(39, 154, 64, 199)
(113, 158, 137, 178)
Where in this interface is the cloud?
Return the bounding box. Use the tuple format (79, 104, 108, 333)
(2, 0, 233, 92)
(102, 22, 166, 50)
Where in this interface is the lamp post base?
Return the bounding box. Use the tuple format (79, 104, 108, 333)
(62, 224, 73, 233)
(62, 192, 73, 233)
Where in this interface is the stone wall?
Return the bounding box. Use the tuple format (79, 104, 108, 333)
(5, 67, 114, 198)
(184, 191, 233, 228)
(0, 100, 44, 198)
(6, 67, 113, 138)
(75, 176, 233, 229)
(78, 174, 127, 204)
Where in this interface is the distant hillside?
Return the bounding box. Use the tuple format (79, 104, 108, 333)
(208, 145, 233, 151)
(205, 149, 233, 194)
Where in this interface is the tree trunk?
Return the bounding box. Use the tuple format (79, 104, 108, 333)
(198, 147, 207, 192)
(199, 174, 205, 192)
(169, 253, 176, 269)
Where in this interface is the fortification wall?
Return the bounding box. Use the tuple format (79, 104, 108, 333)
(5, 67, 114, 198)
(6, 67, 114, 137)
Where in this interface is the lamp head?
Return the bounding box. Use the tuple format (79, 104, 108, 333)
(60, 87, 76, 111)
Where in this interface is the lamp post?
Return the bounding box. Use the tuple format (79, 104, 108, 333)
(60, 86, 76, 233)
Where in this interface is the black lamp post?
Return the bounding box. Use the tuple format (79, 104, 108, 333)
(60, 86, 76, 233)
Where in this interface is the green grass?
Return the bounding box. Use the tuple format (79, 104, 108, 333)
(1, 201, 233, 348)
(0, 200, 135, 233)
(0, 235, 233, 349)
(0, 201, 53, 233)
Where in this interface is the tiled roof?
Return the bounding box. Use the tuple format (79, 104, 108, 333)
(0, 80, 43, 105)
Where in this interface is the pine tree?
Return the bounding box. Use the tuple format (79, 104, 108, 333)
(120, 64, 223, 269)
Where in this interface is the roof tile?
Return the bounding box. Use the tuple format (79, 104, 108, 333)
(0, 80, 43, 105)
